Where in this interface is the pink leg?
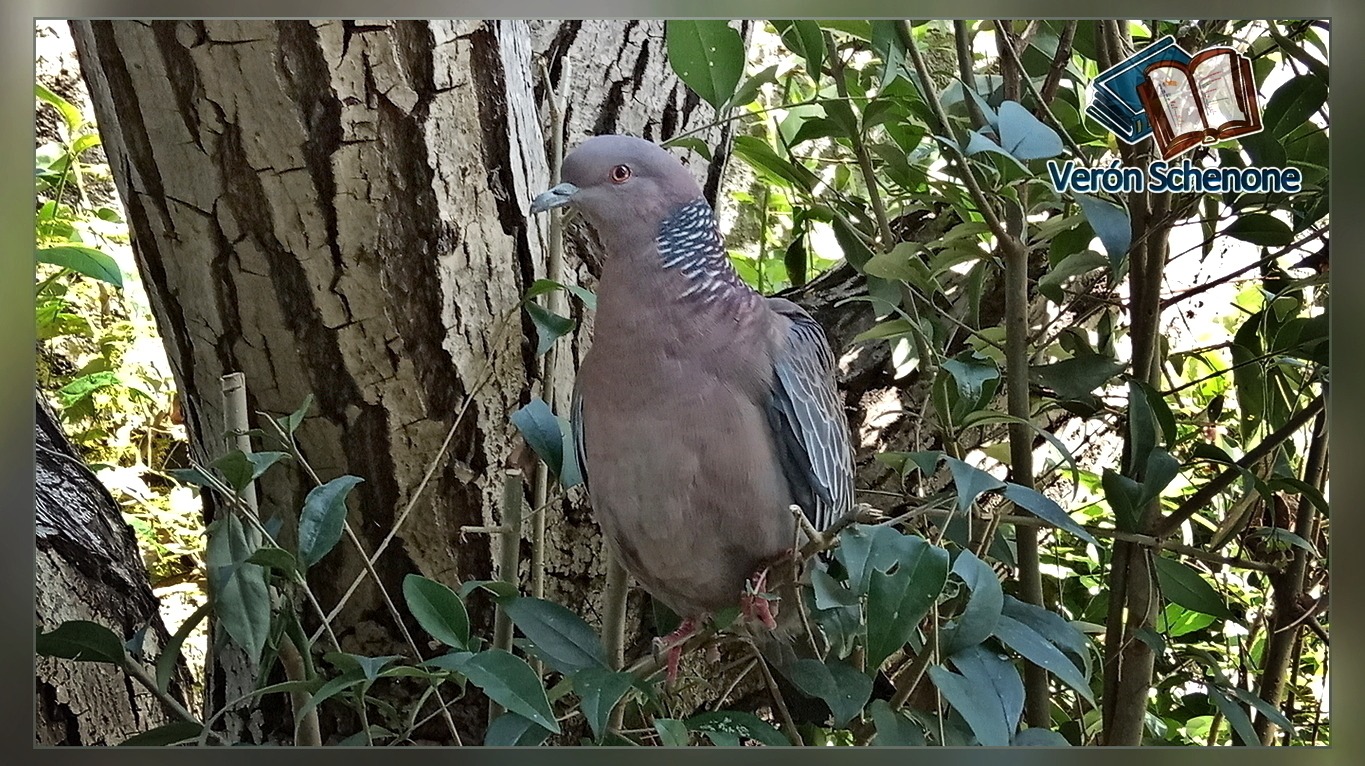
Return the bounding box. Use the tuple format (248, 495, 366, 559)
(740, 567, 779, 630)
(653, 617, 699, 684)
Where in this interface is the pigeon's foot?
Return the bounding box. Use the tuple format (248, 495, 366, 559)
(652, 617, 699, 684)
(740, 567, 779, 630)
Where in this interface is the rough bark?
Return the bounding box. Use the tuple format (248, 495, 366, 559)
(68, 19, 737, 744)
(35, 397, 192, 745)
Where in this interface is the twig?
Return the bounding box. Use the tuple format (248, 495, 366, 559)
(490, 470, 525, 725)
(747, 641, 804, 746)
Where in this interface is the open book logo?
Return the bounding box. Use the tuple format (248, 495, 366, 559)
(1088, 37, 1263, 160)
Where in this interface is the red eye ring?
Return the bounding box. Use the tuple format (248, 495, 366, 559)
(610, 164, 632, 183)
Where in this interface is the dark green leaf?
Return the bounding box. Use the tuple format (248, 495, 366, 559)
(205, 514, 270, 663)
(245, 545, 298, 573)
(298, 475, 364, 569)
(685, 710, 789, 746)
(1074, 194, 1131, 272)
(1151, 556, 1233, 619)
(1247, 526, 1319, 556)
(833, 523, 914, 596)
(211, 450, 289, 494)
(403, 574, 470, 650)
(944, 457, 1006, 515)
(942, 351, 1000, 415)
(277, 394, 314, 436)
(525, 301, 575, 357)
(951, 644, 1024, 732)
(1001, 596, 1092, 678)
(36, 245, 123, 288)
(809, 568, 860, 609)
(869, 698, 925, 745)
(997, 100, 1063, 160)
(785, 658, 873, 728)
(1001, 483, 1097, 545)
(665, 21, 745, 111)
(830, 213, 875, 268)
(167, 467, 215, 488)
(654, 717, 690, 746)
(1207, 682, 1259, 745)
(458, 579, 520, 601)
(504, 597, 610, 675)
(512, 398, 570, 484)
(940, 550, 1004, 655)
(992, 615, 1095, 703)
(1012, 727, 1071, 746)
(1229, 686, 1295, 736)
(462, 649, 560, 733)
(36, 620, 126, 665)
(1038, 249, 1109, 304)
(1031, 353, 1124, 400)
(867, 536, 950, 670)
(1102, 469, 1145, 532)
(927, 663, 1011, 746)
(1262, 73, 1328, 139)
(575, 667, 635, 740)
(157, 601, 211, 694)
(295, 667, 368, 725)
(422, 650, 475, 672)
(1226, 214, 1293, 246)
(117, 721, 204, 747)
(773, 20, 826, 84)
(485, 711, 551, 746)
(730, 64, 780, 109)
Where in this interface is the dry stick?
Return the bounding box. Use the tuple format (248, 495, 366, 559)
(261, 416, 463, 745)
(746, 640, 804, 746)
(829, 36, 894, 249)
(1039, 21, 1077, 105)
(490, 469, 525, 725)
(1152, 394, 1325, 540)
(222, 374, 322, 747)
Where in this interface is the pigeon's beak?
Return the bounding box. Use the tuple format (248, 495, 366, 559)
(530, 182, 579, 214)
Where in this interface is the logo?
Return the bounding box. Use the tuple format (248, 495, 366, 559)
(1049, 36, 1300, 196)
(1088, 36, 1262, 160)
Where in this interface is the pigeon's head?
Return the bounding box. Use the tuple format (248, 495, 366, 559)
(530, 135, 703, 247)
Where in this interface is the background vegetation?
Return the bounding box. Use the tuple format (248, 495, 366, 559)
(36, 19, 1328, 746)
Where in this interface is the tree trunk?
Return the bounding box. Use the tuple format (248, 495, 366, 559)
(68, 19, 738, 744)
(35, 397, 192, 745)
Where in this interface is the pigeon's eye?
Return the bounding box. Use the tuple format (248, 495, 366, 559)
(610, 164, 632, 183)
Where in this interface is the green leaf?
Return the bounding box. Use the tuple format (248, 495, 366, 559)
(212, 450, 289, 494)
(116, 721, 204, 747)
(992, 615, 1094, 703)
(1074, 194, 1131, 272)
(525, 301, 575, 357)
(869, 698, 926, 745)
(784, 658, 873, 728)
(661, 135, 714, 162)
(1013, 727, 1072, 746)
(729, 64, 779, 109)
(245, 545, 299, 573)
(1031, 353, 1124, 400)
(1151, 556, 1233, 619)
(36, 83, 83, 132)
(167, 467, 215, 488)
(940, 550, 1004, 656)
(863, 241, 924, 283)
(512, 398, 580, 486)
(833, 523, 915, 596)
(485, 711, 552, 746)
(1207, 682, 1259, 745)
(1226, 214, 1293, 246)
(422, 650, 475, 672)
(575, 667, 635, 741)
(205, 514, 270, 664)
(866, 536, 950, 670)
(36, 620, 127, 665)
(927, 663, 1011, 746)
(944, 457, 1006, 515)
(157, 601, 211, 694)
(277, 394, 315, 436)
(950, 644, 1024, 734)
(458, 579, 521, 601)
(503, 597, 610, 675)
(36, 246, 123, 288)
(1247, 526, 1319, 556)
(1101, 469, 1145, 532)
(1262, 73, 1328, 139)
(56, 371, 122, 407)
(942, 350, 1000, 417)
(1001, 596, 1093, 678)
(462, 649, 560, 733)
(403, 574, 470, 650)
(653, 717, 690, 747)
(732, 135, 816, 191)
(665, 21, 745, 111)
(997, 100, 1063, 160)
(1001, 483, 1096, 545)
(829, 211, 875, 268)
(685, 710, 789, 746)
(809, 567, 859, 609)
(1229, 685, 1295, 736)
(1038, 249, 1109, 304)
(295, 667, 368, 725)
(773, 20, 826, 84)
(298, 475, 364, 569)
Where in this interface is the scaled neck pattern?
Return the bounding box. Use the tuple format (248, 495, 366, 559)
(655, 197, 754, 305)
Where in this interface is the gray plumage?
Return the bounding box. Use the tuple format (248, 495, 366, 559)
(531, 135, 853, 624)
